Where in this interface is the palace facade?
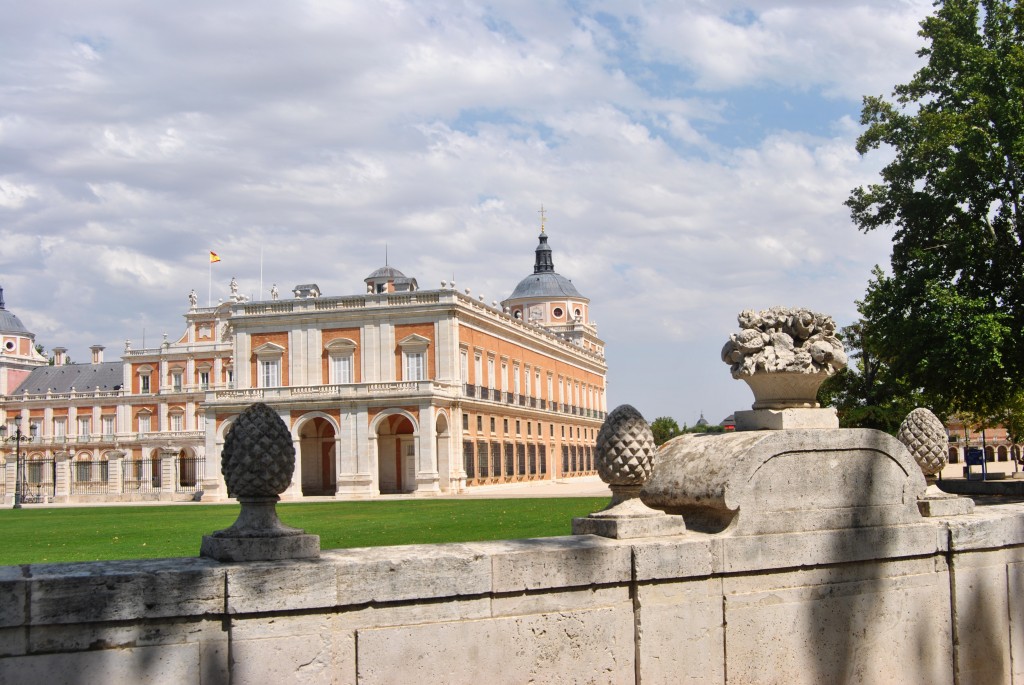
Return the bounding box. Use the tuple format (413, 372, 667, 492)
(0, 230, 607, 503)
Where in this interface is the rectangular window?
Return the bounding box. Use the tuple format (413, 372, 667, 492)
(76, 461, 92, 482)
(476, 415, 483, 432)
(525, 366, 531, 397)
(527, 422, 532, 436)
(474, 353, 482, 387)
(53, 418, 66, 438)
(490, 417, 495, 433)
(102, 416, 115, 437)
(515, 420, 521, 435)
(463, 413, 469, 430)
(140, 375, 150, 393)
(503, 418, 508, 433)
(405, 352, 425, 381)
(461, 350, 469, 384)
(199, 371, 210, 390)
(539, 445, 547, 475)
(78, 416, 91, 438)
(463, 441, 475, 479)
(331, 355, 353, 384)
(528, 444, 537, 475)
(172, 372, 183, 392)
(260, 359, 280, 388)
(487, 358, 495, 389)
(513, 364, 520, 396)
(517, 443, 526, 475)
(477, 441, 489, 478)
(171, 414, 183, 432)
(138, 414, 151, 434)
(491, 441, 501, 477)
(504, 443, 514, 476)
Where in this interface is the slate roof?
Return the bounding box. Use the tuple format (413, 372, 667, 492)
(507, 272, 583, 300)
(366, 265, 406, 280)
(13, 362, 124, 394)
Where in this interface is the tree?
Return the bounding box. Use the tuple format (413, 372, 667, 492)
(848, 0, 1024, 419)
(650, 416, 681, 446)
(817, 316, 927, 434)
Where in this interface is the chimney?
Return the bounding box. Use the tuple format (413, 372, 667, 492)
(90, 345, 105, 364)
(52, 347, 67, 366)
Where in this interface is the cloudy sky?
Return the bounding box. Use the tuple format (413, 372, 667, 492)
(1, 0, 931, 425)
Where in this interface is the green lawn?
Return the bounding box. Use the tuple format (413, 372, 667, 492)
(0, 497, 610, 566)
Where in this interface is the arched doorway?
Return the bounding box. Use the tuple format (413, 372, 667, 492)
(299, 416, 337, 496)
(376, 414, 416, 494)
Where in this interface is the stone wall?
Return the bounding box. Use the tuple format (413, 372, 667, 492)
(1, 501, 1023, 684)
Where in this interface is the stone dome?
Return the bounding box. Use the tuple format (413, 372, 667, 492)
(366, 265, 407, 280)
(0, 287, 30, 336)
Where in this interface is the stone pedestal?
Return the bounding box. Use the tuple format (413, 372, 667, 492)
(573, 486, 686, 539)
(734, 407, 838, 431)
(201, 497, 320, 562)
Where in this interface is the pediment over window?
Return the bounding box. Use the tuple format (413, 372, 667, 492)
(253, 342, 285, 358)
(325, 338, 357, 353)
(398, 334, 430, 351)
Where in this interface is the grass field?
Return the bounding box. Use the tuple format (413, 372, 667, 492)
(0, 497, 610, 566)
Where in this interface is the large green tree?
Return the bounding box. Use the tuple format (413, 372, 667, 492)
(848, 0, 1024, 419)
(817, 316, 927, 434)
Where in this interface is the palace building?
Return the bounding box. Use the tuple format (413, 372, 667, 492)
(0, 229, 607, 503)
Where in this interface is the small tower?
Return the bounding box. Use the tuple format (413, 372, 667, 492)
(501, 210, 603, 355)
(0, 286, 49, 395)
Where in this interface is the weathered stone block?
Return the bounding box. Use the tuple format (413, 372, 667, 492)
(0, 643, 225, 684)
(572, 513, 686, 539)
(630, 536, 719, 581)
(645, 429, 926, 535)
(470, 536, 631, 593)
(719, 523, 945, 574)
(356, 605, 634, 685)
(231, 614, 352, 685)
(723, 558, 951, 684)
(635, 577, 724, 684)
(201, 533, 320, 562)
(225, 559, 337, 614)
(327, 543, 491, 605)
(490, 585, 628, 619)
(952, 549, 1015, 684)
(0, 566, 26, 629)
(27, 558, 225, 624)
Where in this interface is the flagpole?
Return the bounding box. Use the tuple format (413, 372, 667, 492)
(208, 254, 212, 307)
(260, 246, 264, 301)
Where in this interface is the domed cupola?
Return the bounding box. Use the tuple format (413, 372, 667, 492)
(0, 285, 49, 395)
(365, 264, 418, 294)
(502, 214, 591, 329)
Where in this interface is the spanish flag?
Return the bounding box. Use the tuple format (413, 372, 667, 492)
(209, 251, 221, 263)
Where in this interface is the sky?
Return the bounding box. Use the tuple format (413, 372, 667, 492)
(0, 0, 933, 426)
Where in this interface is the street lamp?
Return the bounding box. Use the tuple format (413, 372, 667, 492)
(0, 424, 26, 509)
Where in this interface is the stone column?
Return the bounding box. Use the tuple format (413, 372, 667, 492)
(414, 405, 440, 496)
(159, 448, 177, 500)
(2, 457, 13, 506)
(281, 437, 303, 501)
(107, 450, 125, 496)
(54, 451, 71, 503)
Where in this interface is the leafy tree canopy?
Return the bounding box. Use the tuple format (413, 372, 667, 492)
(817, 315, 927, 434)
(650, 416, 681, 446)
(848, 0, 1024, 419)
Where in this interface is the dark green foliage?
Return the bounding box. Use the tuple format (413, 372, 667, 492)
(817, 317, 928, 433)
(650, 416, 682, 445)
(0, 498, 610, 566)
(849, 0, 1024, 419)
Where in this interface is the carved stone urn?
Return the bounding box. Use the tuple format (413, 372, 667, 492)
(200, 402, 319, 561)
(721, 307, 847, 428)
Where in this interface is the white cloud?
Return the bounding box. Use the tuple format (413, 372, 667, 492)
(0, 0, 931, 424)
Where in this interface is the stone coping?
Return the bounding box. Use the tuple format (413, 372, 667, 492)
(1, 502, 1023, 629)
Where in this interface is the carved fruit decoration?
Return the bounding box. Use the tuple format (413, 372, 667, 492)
(222, 402, 295, 497)
(897, 407, 949, 478)
(596, 404, 656, 486)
